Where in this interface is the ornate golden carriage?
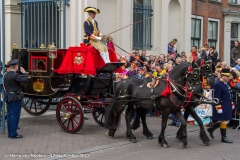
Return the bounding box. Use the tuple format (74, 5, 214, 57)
(11, 44, 124, 133)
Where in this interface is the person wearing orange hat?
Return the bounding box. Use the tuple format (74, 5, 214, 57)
(83, 7, 110, 63)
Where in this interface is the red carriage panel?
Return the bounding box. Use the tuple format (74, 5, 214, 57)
(58, 43, 121, 75)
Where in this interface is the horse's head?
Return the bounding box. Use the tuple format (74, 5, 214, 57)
(169, 62, 202, 94)
(185, 61, 202, 94)
(198, 56, 215, 86)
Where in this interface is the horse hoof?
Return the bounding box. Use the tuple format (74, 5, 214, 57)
(179, 142, 188, 148)
(130, 139, 137, 143)
(203, 141, 210, 146)
(160, 143, 169, 148)
(108, 132, 114, 137)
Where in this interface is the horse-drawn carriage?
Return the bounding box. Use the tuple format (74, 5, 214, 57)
(12, 43, 124, 133)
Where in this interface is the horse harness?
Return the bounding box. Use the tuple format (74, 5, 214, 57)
(116, 65, 201, 108)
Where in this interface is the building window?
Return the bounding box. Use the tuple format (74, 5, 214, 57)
(191, 18, 201, 49)
(133, 0, 153, 50)
(20, 0, 66, 49)
(229, 0, 238, 4)
(231, 23, 238, 38)
(208, 21, 218, 48)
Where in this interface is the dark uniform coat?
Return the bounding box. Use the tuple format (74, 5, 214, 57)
(212, 80, 232, 121)
(4, 70, 28, 137)
(4, 71, 28, 102)
(83, 18, 100, 44)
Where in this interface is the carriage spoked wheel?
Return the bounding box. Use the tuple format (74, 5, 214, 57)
(22, 96, 51, 116)
(56, 97, 84, 134)
(92, 104, 107, 127)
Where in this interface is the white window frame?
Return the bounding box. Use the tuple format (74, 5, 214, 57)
(191, 15, 203, 50)
(208, 18, 220, 52)
(229, 0, 240, 4)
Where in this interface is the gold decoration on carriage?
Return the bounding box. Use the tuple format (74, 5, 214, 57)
(12, 43, 18, 49)
(73, 52, 84, 65)
(40, 44, 45, 49)
(33, 79, 45, 92)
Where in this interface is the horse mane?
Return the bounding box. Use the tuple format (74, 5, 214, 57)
(169, 62, 191, 85)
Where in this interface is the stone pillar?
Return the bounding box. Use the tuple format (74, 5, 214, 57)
(5, 0, 21, 60)
(224, 15, 231, 65)
(152, 0, 161, 55)
(159, 1, 169, 55)
(120, 0, 132, 56)
(66, 0, 85, 47)
(182, 0, 191, 54)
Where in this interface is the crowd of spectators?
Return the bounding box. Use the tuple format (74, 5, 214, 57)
(114, 38, 240, 124)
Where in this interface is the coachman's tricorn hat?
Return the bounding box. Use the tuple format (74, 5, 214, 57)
(84, 7, 100, 14)
(221, 69, 230, 77)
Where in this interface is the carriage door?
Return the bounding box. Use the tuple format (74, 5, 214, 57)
(20, 0, 67, 49)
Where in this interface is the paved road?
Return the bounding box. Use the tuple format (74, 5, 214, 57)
(0, 109, 239, 160)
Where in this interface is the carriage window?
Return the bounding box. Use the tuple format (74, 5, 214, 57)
(30, 52, 47, 71)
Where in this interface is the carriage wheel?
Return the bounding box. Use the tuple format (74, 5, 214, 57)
(92, 105, 106, 127)
(56, 97, 84, 134)
(22, 96, 51, 116)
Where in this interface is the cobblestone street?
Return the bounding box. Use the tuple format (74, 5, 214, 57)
(0, 109, 240, 160)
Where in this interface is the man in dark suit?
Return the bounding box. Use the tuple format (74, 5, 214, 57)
(207, 69, 234, 143)
(4, 59, 28, 138)
(209, 46, 218, 66)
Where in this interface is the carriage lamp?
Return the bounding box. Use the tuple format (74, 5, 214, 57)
(48, 42, 57, 70)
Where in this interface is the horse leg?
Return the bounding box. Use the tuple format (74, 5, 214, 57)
(188, 106, 210, 145)
(130, 106, 141, 130)
(140, 108, 153, 139)
(125, 104, 137, 143)
(175, 110, 188, 148)
(158, 110, 170, 148)
(176, 108, 190, 140)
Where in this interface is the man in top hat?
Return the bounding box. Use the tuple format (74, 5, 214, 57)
(83, 6, 110, 63)
(3, 59, 28, 138)
(207, 69, 234, 143)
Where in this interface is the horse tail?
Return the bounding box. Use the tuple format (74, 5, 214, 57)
(105, 80, 124, 129)
(105, 102, 115, 128)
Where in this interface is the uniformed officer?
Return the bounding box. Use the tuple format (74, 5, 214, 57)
(207, 69, 234, 143)
(4, 59, 28, 138)
(83, 6, 110, 63)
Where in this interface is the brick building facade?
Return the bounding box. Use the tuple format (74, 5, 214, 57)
(192, 0, 240, 66)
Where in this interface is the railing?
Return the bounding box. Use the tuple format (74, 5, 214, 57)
(0, 0, 5, 133)
(20, 0, 67, 49)
(133, 2, 153, 50)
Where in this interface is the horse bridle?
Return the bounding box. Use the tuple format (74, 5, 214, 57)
(201, 60, 213, 77)
(185, 65, 201, 91)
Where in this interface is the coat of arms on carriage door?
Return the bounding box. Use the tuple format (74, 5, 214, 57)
(74, 52, 84, 65)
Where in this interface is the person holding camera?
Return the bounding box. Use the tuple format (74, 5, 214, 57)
(3, 59, 28, 139)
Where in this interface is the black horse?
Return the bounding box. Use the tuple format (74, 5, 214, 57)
(105, 62, 202, 148)
(131, 57, 216, 146)
(175, 58, 216, 145)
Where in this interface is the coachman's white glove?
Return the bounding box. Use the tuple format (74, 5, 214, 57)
(215, 105, 223, 114)
(91, 35, 102, 41)
(232, 102, 235, 110)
